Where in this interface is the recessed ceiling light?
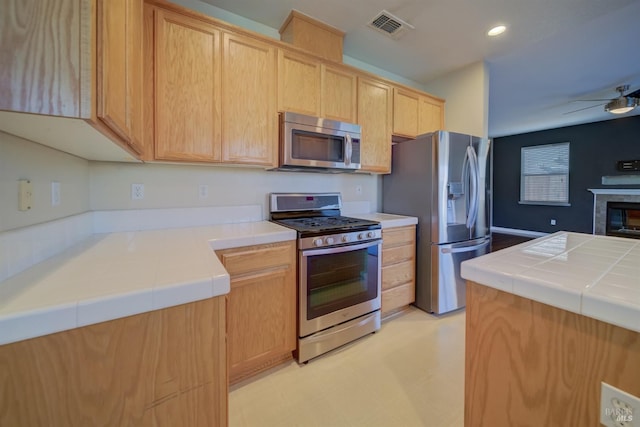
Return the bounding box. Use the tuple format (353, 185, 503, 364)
(488, 25, 506, 36)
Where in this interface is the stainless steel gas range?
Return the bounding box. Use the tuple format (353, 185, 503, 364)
(270, 193, 382, 363)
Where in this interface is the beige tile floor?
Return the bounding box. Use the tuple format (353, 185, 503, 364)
(229, 307, 465, 427)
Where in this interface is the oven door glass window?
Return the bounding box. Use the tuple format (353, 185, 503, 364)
(304, 242, 379, 320)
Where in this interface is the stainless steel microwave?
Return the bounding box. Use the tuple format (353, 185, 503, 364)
(276, 112, 361, 172)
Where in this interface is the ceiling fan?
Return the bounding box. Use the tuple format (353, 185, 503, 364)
(565, 85, 640, 115)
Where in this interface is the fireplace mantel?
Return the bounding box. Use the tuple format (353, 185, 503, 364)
(588, 188, 640, 196)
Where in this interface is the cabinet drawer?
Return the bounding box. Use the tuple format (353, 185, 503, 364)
(218, 242, 294, 276)
(382, 282, 415, 314)
(382, 226, 416, 247)
(382, 244, 415, 267)
(382, 260, 414, 290)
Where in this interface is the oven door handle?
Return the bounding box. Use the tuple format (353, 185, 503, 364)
(302, 239, 381, 257)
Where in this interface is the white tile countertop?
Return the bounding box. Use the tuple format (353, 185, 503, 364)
(352, 213, 418, 229)
(461, 231, 640, 333)
(0, 221, 296, 345)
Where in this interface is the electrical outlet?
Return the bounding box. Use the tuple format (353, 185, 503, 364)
(18, 179, 33, 211)
(601, 382, 638, 427)
(199, 184, 209, 200)
(131, 183, 144, 200)
(51, 181, 61, 206)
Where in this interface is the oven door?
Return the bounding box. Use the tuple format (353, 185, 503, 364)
(299, 239, 381, 338)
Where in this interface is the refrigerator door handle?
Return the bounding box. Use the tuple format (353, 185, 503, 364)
(441, 239, 490, 254)
(465, 146, 480, 229)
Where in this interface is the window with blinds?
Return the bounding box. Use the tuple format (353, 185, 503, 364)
(520, 142, 570, 205)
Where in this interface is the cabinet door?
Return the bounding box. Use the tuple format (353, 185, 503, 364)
(227, 269, 296, 382)
(96, 0, 144, 154)
(419, 96, 444, 134)
(0, 0, 89, 117)
(218, 241, 296, 384)
(357, 77, 392, 173)
(222, 33, 277, 166)
(277, 49, 321, 116)
(154, 9, 222, 161)
(321, 64, 357, 123)
(393, 87, 420, 138)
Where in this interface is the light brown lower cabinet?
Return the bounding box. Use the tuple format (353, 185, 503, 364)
(0, 297, 227, 427)
(216, 240, 297, 384)
(381, 225, 416, 315)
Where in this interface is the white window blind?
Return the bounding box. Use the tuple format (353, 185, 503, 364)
(520, 142, 570, 205)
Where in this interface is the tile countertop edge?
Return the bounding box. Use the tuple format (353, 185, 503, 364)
(0, 222, 296, 346)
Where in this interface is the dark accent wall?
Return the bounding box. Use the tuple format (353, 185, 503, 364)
(493, 116, 640, 233)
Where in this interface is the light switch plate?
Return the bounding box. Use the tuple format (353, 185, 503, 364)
(51, 181, 61, 206)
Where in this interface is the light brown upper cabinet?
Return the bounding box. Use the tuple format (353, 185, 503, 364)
(393, 87, 444, 138)
(418, 94, 445, 134)
(277, 49, 322, 117)
(277, 49, 357, 124)
(222, 33, 277, 166)
(0, 0, 144, 161)
(320, 64, 357, 123)
(151, 7, 222, 162)
(357, 77, 393, 174)
(96, 0, 144, 154)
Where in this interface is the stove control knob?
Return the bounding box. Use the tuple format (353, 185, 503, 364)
(341, 235, 350, 243)
(325, 236, 335, 245)
(357, 233, 365, 240)
(313, 238, 324, 247)
(367, 231, 375, 238)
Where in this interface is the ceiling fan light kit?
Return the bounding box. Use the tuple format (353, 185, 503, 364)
(604, 84, 639, 114)
(605, 97, 637, 114)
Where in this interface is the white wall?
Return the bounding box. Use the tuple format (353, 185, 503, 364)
(423, 61, 490, 138)
(0, 132, 90, 232)
(89, 162, 380, 219)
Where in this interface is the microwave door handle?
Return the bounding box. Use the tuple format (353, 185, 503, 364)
(345, 134, 352, 166)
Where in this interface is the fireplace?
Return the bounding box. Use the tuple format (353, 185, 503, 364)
(589, 189, 640, 235)
(606, 202, 640, 239)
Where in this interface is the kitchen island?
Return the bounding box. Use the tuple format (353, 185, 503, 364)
(461, 232, 640, 426)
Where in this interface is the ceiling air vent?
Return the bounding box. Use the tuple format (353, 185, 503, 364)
(368, 10, 414, 39)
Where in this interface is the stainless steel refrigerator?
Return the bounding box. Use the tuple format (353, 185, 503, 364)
(382, 131, 491, 314)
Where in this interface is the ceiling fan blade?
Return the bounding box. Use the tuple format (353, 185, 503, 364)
(563, 102, 606, 115)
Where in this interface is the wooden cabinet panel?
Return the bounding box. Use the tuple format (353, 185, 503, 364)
(381, 226, 416, 248)
(382, 244, 415, 266)
(154, 9, 222, 161)
(382, 260, 414, 290)
(97, 0, 144, 154)
(393, 88, 420, 137)
(0, 0, 89, 118)
(0, 0, 144, 160)
(222, 33, 277, 166)
(382, 281, 415, 314)
(277, 49, 321, 116)
(321, 64, 357, 123)
(217, 241, 296, 384)
(0, 297, 227, 427)
(419, 95, 444, 134)
(218, 243, 292, 276)
(381, 225, 416, 315)
(357, 77, 393, 173)
(227, 270, 295, 378)
(394, 87, 445, 138)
